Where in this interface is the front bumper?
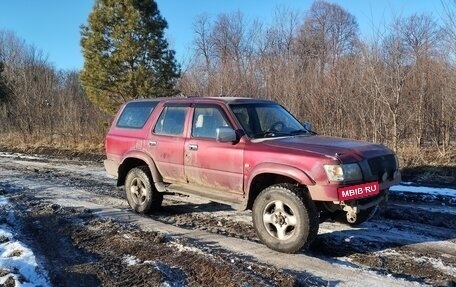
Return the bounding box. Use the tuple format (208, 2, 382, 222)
(307, 170, 401, 201)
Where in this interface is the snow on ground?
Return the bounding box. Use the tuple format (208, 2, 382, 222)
(0, 196, 50, 287)
(390, 183, 456, 198)
(123, 255, 140, 266)
(0, 152, 44, 161)
(0, 197, 8, 207)
(122, 256, 187, 286)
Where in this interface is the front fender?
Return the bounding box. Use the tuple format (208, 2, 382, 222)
(246, 162, 315, 190)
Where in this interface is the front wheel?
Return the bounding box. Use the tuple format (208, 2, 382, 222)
(125, 166, 163, 214)
(252, 184, 319, 253)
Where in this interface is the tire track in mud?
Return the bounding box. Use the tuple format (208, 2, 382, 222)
(0, 154, 455, 286)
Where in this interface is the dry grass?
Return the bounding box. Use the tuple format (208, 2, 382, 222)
(0, 132, 105, 151)
(397, 144, 456, 167)
(0, 133, 104, 161)
(396, 145, 456, 186)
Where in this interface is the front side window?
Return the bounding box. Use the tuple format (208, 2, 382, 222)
(116, 101, 157, 129)
(192, 107, 229, 139)
(230, 103, 307, 139)
(153, 106, 188, 136)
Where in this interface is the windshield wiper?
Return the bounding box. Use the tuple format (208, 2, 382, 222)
(290, 129, 317, 136)
(252, 128, 317, 139)
(251, 131, 291, 139)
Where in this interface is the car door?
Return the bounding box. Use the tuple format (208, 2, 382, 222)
(184, 104, 244, 195)
(148, 103, 189, 184)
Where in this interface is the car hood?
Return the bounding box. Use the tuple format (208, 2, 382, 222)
(261, 135, 392, 162)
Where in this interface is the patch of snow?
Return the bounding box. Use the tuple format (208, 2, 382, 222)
(148, 261, 187, 287)
(400, 182, 415, 186)
(167, 241, 206, 256)
(369, 249, 456, 278)
(0, 228, 13, 243)
(123, 255, 140, 266)
(0, 196, 50, 287)
(318, 221, 364, 235)
(373, 249, 402, 257)
(0, 225, 50, 287)
(413, 256, 456, 277)
(0, 152, 43, 161)
(0, 197, 8, 207)
(344, 236, 354, 243)
(390, 184, 456, 197)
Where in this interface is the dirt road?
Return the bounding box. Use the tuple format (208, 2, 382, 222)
(0, 152, 455, 286)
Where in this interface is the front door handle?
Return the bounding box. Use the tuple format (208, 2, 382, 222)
(149, 141, 157, 146)
(188, 144, 198, 151)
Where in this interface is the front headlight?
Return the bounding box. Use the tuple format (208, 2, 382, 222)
(323, 165, 344, 181)
(324, 163, 362, 182)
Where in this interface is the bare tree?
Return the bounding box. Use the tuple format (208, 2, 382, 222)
(399, 14, 444, 147)
(298, 0, 359, 77)
(0, 30, 108, 148)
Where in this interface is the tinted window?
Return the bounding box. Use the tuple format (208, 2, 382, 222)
(116, 101, 157, 129)
(154, 106, 188, 136)
(192, 107, 229, 139)
(230, 103, 304, 139)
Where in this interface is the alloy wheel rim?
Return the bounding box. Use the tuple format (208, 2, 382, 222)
(262, 200, 297, 240)
(130, 177, 147, 205)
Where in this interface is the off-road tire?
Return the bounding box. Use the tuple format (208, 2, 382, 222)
(252, 184, 319, 253)
(125, 166, 163, 214)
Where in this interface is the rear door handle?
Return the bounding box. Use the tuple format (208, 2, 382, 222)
(188, 144, 198, 151)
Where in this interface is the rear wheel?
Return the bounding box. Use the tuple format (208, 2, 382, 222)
(125, 166, 163, 214)
(252, 184, 319, 253)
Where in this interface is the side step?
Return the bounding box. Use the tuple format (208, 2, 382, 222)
(164, 183, 246, 211)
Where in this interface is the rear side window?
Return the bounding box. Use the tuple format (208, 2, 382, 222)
(116, 101, 157, 129)
(153, 106, 188, 136)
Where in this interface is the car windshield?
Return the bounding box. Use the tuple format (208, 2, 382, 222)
(230, 103, 312, 139)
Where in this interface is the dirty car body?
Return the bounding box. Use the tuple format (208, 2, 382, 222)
(104, 97, 401, 253)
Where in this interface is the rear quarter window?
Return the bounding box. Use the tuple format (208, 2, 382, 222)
(116, 101, 157, 129)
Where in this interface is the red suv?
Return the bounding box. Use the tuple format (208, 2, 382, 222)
(104, 97, 401, 253)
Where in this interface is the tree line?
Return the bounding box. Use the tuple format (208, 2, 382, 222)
(0, 0, 455, 165)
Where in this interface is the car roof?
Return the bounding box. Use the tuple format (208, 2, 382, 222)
(127, 96, 276, 105)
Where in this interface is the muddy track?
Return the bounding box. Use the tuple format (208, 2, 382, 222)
(0, 154, 455, 286)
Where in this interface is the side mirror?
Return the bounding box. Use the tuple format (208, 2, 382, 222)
(216, 127, 237, 142)
(303, 121, 312, 132)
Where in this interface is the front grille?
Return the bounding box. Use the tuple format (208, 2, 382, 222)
(368, 154, 397, 181)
